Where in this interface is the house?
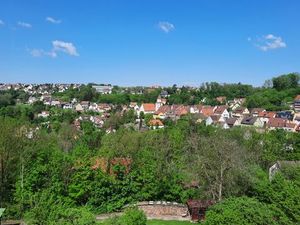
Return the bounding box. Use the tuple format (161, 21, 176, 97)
(200, 106, 216, 117)
(206, 115, 224, 125)
(232, 107, 250, 118)
(258, 111, 276, 125)
(160, 90, 169, 98)
(63, 103, 73, 110)
(28, 96, 37, 104)
(90, 115, 104, 128)
(92, 85, 113, 94)
(276, 111, 294, 121)
(173, 105, 189, 118)
(140, 103, 156, 114)
(148, 119, 164, 129)
(80, 101, 90, 111)
(294, 95, 300, 112)
(214, 106, 229, 118)
(155, 95, 167, 111)
(190, 105, 203, 114)
(154, 105, 171, 120)
(241, 116, 264, 128)
(206, 115, 229, 129)
(98, 103, 111, 112)
(75, 103, 84, 112)
(251, 108, 266, 117)
(89, 103, 99, 112)
(51, 100, 61, 107)
(226, 117, 240, 128)
(267, 118, 297, 132)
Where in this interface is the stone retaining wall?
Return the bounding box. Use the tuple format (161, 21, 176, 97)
(135, 201, 190, 220)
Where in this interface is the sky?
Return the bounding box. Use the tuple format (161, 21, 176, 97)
(0, 0, 300, 86)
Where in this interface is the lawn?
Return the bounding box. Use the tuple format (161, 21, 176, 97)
(147, 220, 193, 225)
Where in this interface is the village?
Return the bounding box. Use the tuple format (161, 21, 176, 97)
(2, 82, 300, 133)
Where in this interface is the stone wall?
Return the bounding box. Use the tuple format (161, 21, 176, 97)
(135, 201, 190, 220)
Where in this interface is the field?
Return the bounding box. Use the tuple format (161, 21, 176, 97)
(147, 220, 193, 225)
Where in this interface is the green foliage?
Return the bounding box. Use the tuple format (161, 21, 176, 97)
(247, 167, 300, 224)
(120, 207, 147, 225)
(204, 196, 287, 225)
(101, 207, 146, 225)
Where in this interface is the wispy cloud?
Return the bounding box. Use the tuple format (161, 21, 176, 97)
(52, 40, 79, 56)
(46, 17, 61, 24)
(29, 40, 79, 58)
(249, 34, 286, 51)
(0, 20, 4, 26)
(29, 49, 57, 58)
(18, 21, 32, 28)
(158, 21, 175, 33)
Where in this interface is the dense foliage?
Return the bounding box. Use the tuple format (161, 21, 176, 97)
(0, 73, 300, 224)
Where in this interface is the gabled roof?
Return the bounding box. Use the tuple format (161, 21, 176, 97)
(210, 114, 221, 122)
(214, 105, 228, 114)
(241, 116, 257, 125)
(233, 107, 247, 114)
(155, 105, 171, 114)
(226, 117, 238, 126)
(142, 103, 156, 112)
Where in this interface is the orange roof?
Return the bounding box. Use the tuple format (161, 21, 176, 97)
(142, 103, 156, 112)
(148, 119, 164, 126)
(295, 95, 300, 101)
(201, 106, 215, 117)
(258, 111, 276, 118)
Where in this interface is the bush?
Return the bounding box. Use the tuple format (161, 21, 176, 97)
(204, 196, 287, 225)
(120, 207, 147, 225)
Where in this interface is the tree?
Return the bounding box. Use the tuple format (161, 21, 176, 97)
(184, 131, 249, 201)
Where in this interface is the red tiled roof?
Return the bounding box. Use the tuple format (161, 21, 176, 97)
(258, 111, 276, 118)
(268, 118, 296, 129)
(155, 105, 171, 114)
(201, 106, 215, 117)
(142, 103, 156, 112)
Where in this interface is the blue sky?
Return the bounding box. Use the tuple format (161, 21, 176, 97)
(0, 0, 299, 86)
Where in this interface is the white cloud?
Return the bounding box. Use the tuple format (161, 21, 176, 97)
(250, 34, 286, 51)
(30, 49, 57, 58)
(46, 17, 61, 24)
(158, 21, 175, 33)
(52, 40, 79, 56)
(18, 21, 32, 28)
(0, 20, 4, 26)
(29, 40, 79, 58)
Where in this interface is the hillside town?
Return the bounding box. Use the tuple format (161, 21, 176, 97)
(1, 82, 300, 134)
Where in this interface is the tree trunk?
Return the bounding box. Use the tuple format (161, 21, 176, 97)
(218, 165, 223, 201)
